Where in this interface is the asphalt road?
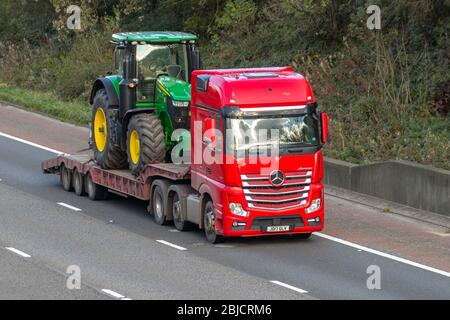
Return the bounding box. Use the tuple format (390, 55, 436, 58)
(0, 133, 449, 300)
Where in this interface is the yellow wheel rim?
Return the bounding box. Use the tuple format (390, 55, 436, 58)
(94, 108, 107, 152)
(129, 130, 141, 165)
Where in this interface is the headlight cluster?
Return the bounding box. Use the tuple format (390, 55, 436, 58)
(229, 202, 249, 217)
(172, 100, 189, 107)
(305, 198, 321, 214)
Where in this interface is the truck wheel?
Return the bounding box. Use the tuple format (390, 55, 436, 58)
(92, 89, 127, 169)
(60, 164, 73, 192)
(85, 172, 108, 201)
(171, 192, 191, 231)
(73, 169, 85, 196)
(127, 113, 165, 175)
(152, 185, 167, 225)
(203, 200, 223, 244)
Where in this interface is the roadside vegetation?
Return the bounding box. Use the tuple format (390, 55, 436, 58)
(0, 85, 89, 125)
(0, 0, 448, 169)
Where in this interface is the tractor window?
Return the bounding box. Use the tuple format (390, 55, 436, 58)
(136, 44, 189, 102)
(136, 44, 189, 80)
(114, 48, 125, 75)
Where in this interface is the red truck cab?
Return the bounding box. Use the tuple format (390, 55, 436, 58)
(190, 67, 329, 242)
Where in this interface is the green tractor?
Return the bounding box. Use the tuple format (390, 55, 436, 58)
(89, 32, 201, 174)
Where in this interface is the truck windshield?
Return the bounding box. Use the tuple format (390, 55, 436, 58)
(226, 114, 319, 153)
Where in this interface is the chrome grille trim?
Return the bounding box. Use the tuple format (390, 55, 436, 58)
(242, 178, 311, 187)
(241, 171, 312, 210)
(245, 193, 308, 203)
(243, 186, 310, 195)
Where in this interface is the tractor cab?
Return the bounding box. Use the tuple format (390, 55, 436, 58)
(112, 32, 200, 108)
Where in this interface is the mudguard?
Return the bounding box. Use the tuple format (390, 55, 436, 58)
(90, 78, 119, 106)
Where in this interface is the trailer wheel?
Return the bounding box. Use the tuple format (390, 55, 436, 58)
(73, 169, 85, 196)
(171, 192, 191, 231)
(203, 200, 223, 244)
(152, 185, 167, 225)
(85, 172, 108, 201)
(60, 164, 73, 192)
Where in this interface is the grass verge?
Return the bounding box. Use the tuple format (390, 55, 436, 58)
(0, 84, 90, 125)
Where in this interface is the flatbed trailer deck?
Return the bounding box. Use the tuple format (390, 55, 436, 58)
(42, 153, 190, 201)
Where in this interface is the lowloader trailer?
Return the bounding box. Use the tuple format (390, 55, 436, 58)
(42, 67, 329, 243)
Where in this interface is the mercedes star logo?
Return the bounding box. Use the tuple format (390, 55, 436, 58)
(269, 170, 285, 187)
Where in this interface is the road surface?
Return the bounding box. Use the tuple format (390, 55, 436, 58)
(0, 104, 449, 299)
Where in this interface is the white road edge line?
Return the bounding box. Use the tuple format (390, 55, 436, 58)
(0, 131, 62, 154)
(270, 280, 308, 294)
(315, 232, 450, 278)
(156, 240, 187, 251)
(101, 289, 129, 299)
(5, 247, 31, 258)
(57, 202, 82, 212)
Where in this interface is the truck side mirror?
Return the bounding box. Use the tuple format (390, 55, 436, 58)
(204, 117, 217, 149)
(321, 112, 329, 144)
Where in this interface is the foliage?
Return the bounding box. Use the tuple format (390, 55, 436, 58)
(0, 84, 90, 125)
(0, 0, 448, 169)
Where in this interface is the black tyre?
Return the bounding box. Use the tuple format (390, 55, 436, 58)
(92, 89, 127, 169)
(171, 192, 191, 231)
(152, 185, 167, 225)
(127, 113, 165, 175)
(85, 172, 108, 201)
(73, 169, 85, 196)
(203, 199, 223, 244)
(292, 233, 312, 240)
(60, 164, 73, 192)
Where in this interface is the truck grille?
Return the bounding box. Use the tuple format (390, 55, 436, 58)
(241, 170, 312, 211)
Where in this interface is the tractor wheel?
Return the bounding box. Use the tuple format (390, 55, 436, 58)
(92, 89, 127, 169)
(126, 113, 165, 174)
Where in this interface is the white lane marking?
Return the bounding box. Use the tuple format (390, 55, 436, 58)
(5, 247, 31, 258)
(57, 202, 82, 212)
(168, 229, 180, 233)
(101, 289, 125, 299)
(315, 232, 450, 278)
(0, 131, 62, 154)
(270, 280, 308, 294)
(156, 240, 187, 251)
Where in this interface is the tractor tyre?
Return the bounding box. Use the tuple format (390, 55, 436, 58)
(92, 89, 127, 170)
(126, 113, 165, 174)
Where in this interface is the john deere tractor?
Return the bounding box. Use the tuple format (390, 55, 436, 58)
(89, 32, 201, 174)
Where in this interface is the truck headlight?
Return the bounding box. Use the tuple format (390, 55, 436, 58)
(305, 198, 321, 214)
(172, 100, 189, 107)
(229, 203, 249, 217)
